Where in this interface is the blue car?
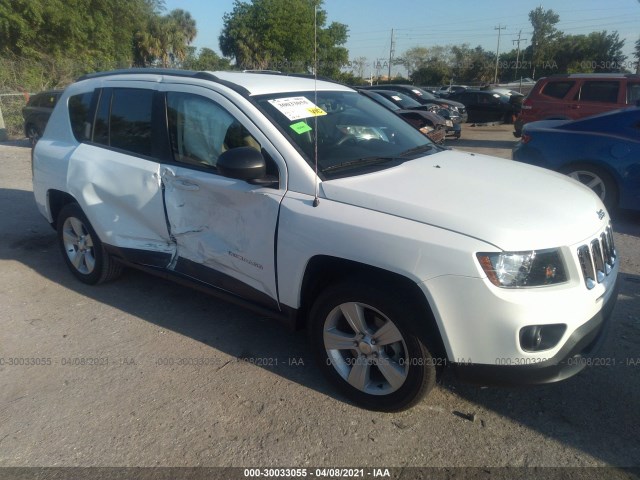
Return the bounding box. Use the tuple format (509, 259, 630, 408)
(512, 107, 640, 211)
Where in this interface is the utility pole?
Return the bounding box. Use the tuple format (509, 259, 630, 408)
(494, 24, 506, 84)
(512, 30, 528, 89)
(388, 28, 395, 82)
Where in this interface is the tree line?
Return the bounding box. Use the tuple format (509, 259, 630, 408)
(0, 0, 229, 91)
(1, 0, 639, 94)
(400, 7, 636, 86)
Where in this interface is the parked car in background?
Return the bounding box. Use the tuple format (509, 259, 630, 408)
(368, 89, 461, 139)
(514, 73, 640, 137)
(437, 85, 469, 97)
(359, 89, 448, 144)
(22, 89, 63, 145)
(448, 89, 521, 124)
(499, 77, 537, 95)
(513, 107, 640, 211)
(363, 84, 468, 123)
(420, 86, 441, 95)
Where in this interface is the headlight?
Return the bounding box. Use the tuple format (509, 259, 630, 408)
(476, 249, 567, 288)
(445, 120, 453, 127)
(419, 126, 434, 135)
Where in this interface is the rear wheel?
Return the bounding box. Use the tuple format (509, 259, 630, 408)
(57, 203, 122, 284)
(561, 164, 617, 211)
(309, 280, 436, 411)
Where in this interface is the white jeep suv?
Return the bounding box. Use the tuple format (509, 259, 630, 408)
(32, 69, 619, 411)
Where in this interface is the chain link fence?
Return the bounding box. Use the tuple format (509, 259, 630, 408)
(0, 93, 29, 140)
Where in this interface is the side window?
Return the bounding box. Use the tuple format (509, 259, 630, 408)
(92, 88, 153, 156)
(46, 94, 58, 108)
(541, 81, 575, 99)
(110, 89, 153, 156)
(627, 83, 640, 105)
(166, 92, 261, 169)
(68, 92, 94, 142)
(30, 94, 45, 107)
(575, 81, 619, 103)
(93, 90, 110, 146)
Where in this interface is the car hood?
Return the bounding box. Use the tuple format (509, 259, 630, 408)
(321, 150, 606, 251)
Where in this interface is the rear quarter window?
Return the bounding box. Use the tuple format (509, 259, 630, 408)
(627, 83, 640, 104)
(68, 92, 94, 142)
(541, 81, 575, 99)
(575, 81, 619, 103)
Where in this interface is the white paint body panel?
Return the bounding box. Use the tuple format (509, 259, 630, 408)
(68, 143, 173, 255)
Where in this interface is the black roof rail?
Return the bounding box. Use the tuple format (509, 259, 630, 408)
(76, 68, 219, 82)
(75, 68, 252, 97)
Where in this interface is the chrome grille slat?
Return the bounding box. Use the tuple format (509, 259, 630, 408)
(591, 239, 605, 283)
(577, 223, 616, 290)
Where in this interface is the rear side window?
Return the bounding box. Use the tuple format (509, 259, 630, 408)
(541, 81, 575, 99)
(576, 81, 619, 103)
(627, 83, 640, 104)
(93, 88, 153, 156)
(68, 92, 94, 142)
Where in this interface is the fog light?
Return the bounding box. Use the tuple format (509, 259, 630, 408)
(519, 324, 567, 352)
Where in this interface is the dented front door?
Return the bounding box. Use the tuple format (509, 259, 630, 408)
(161, 166, 282, 306)
(158, 86, 285, 307)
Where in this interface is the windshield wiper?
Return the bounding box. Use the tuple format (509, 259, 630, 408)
(322, 156, 398, 174)
(398, 144, 435, 157)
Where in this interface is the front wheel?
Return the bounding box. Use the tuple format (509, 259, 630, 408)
(57, 203, 123, 284)
(26, 124, 40, 147)
(309, 280, 436, 411)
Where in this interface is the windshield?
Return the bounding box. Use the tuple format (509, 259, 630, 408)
(364, 91, 401, 111)
(410, 87, 437, 100)
(256, 90, 435, 178)
(386, 91, 423, 109)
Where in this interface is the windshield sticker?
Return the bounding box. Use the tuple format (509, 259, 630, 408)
(391, 95, 402, 101)
(268, 96, 327, 121)
(411, 89, 423, 96)
(290, 121, 312, 135)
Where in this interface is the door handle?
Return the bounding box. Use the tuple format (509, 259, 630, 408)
(174, 179, 200, 191)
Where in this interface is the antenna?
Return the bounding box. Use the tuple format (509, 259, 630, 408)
(312, 3, 320, 207)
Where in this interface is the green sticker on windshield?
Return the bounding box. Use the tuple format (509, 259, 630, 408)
(290, 121, 312, 135)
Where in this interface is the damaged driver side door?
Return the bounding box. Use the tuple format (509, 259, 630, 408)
(160, 87, 285, 309)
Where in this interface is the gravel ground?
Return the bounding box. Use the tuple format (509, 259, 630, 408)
(0, 131, 639, 479)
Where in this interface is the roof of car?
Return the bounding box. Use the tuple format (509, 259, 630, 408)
(76, 68, 352, 97)
(547, 73, 640, 79)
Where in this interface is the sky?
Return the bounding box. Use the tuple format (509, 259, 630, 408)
(163, 0, 640, 75)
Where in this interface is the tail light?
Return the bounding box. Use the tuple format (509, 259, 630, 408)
(521, 134, 532, 144)
(521, 98, 533, 110)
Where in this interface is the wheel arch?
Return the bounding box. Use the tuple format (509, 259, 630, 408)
(47, 189, 78, 229)
(296, 255, 448, 361)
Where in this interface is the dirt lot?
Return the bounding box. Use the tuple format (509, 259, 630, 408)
(1, 129, 639, 479)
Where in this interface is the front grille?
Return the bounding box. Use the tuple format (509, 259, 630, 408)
(577, 224, 616, 289)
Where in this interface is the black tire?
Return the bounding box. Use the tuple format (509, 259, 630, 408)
(26, 124, 40, 147)
(309, 279, 436, 411)
(560, 163, 618, 212)
(56, 203, 123, 284)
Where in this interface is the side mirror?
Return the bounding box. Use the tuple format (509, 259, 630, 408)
(217, 147, 266, 180)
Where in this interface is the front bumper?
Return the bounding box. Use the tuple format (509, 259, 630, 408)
(453, 276, 619, 386)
